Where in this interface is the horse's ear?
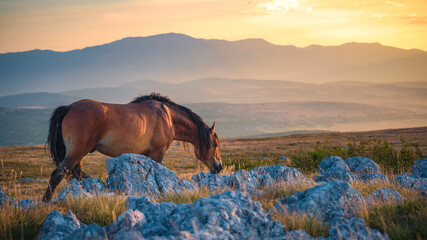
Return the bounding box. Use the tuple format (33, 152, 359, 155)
(209, 122, 215, 133)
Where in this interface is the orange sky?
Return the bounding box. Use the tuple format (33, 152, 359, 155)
(0, 0, 426, 53)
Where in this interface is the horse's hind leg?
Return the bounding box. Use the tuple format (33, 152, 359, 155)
(42, 156, 80, 202)
(70, 161, 91, 180)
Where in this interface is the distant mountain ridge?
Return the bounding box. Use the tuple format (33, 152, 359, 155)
(1, 78, 426, 108)
(1, 33, 426, 96)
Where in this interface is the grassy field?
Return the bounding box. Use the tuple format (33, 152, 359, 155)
(1, 126, 426, 200)
(0, 126, 426, 239)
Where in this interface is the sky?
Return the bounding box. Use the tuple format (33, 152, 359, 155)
(0, 0, 426, 53)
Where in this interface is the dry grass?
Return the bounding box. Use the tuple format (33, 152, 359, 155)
(254, 182, 317, 210)
(158, 188, 216, 204)
(1, 127, 426, 199)
(271, 209, 330, 238)
(0, 203, 63, 240)
(350, 179, 420, 199)
(55, 195, 127, 226)
(357, 198, 427, 240)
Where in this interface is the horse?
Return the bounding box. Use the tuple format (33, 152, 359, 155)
(42, 93, 222, 202)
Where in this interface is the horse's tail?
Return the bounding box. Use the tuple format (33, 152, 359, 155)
(47, 106, 70, 167)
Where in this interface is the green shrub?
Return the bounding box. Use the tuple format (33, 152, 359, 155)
(290, 137, 423, 174)
(221, 155, 287, 171)
(290, 141, 345, 173)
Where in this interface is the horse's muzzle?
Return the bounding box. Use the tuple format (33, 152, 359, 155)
(210, 162, 223, 174)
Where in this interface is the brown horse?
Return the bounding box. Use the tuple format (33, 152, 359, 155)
(42, 93, 222, 202)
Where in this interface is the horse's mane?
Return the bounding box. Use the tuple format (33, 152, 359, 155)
(131, 93, 213, 156)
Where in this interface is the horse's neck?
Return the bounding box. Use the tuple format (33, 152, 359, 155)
(171, 110, 200, 149)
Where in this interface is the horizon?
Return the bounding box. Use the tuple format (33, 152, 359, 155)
(1, 0, 426, 53)
(2, 32, 427, 54)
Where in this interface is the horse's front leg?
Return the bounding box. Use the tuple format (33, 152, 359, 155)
(147, 149, 166, 163)
(42, 157, 80, 202)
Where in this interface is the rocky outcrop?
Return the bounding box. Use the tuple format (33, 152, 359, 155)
(0, 186, 17, 208)
(38, 210, 86, 240)
(394, 158, 427, 191)
(313, 167, 356, 182)
(36, 155, 424, 239)
(314, 156, 389, 183)
(272, 180, 366, 224)
(365, 188, 404, 206)
(328, 217, 389, 240)
(125, 191, 285, 239)
(1, 186, 38, 209)
(318, 156, 350, 173)
(394, 174, 427, 191)
(55, 178, 109, 201)
(67, 223, 108, 240)
(345, 156, 382, 174)
(191, 165, 313, 193)
(410, 158, 427, 178)
(106, 154, 196, 198)
(107, 209, 146, 240)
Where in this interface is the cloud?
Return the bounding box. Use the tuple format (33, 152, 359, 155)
(385, 1, 404, 7)
(258, 0, 299, 14)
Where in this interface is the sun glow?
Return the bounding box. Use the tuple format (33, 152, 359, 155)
(259, 0, 299, 14)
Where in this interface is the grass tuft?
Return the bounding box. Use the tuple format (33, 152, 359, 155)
(158, 188, 215, 204)
(55, 195, 127, 226)
(358, 198, 427, 240)
(0, 204, 65, 240)
(271, 209, 330, 238)
(350, 179, 419, 198)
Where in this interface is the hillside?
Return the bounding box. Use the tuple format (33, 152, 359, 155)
(1, 33, 427, 95)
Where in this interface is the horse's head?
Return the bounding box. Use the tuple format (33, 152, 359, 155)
(195, 122, 223, 174)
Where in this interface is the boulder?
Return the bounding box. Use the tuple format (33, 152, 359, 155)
(272, 180, 366, 224)
(394, 174, 427, 191)
(318, 156, 349, 174)
(125, 191, 285, 239)
(328, 217, 389, 240)
(357, 173, 389, 183)
(365, 188, 404, 206)
(313, 168, 356, 183)
(107, 209, 146, 239)
(55, 177, 109, 201)
(283, 230, 315, 240)
(252, 165, 313, 186)
(191, 165, 313, 193)
(66, 223, 108, 240)
(410, 158, 427, 178)
(190, 171, 231, 192)
(0, 186, 17, 208)
(39, 210, 86, 240)
(18, 198, 38, 209)
(106, 154, 196, 198)
(345, 156, 382, 174)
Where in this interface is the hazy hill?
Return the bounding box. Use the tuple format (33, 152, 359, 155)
(0, 92, 79, 108)
(1, 100, 426, 146)
(1, 78, 426, 111)
(1, 33, 426, 95)
(60, 78, 427, 107)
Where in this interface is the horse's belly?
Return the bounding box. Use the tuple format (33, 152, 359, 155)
(95, 131, 151, 157)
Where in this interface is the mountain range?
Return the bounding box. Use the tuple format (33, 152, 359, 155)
(1, 33, 426, 146)
(1, 33, 427, 96)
